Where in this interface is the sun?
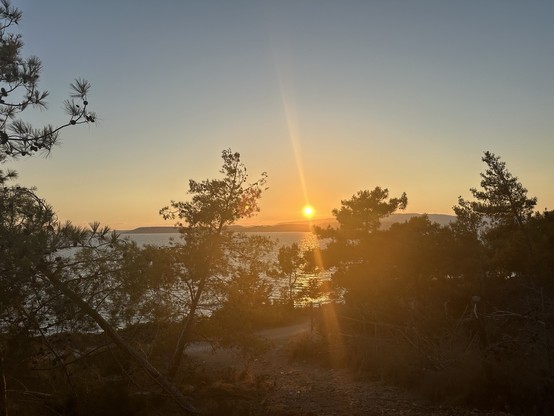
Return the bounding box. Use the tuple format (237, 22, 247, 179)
(302, 205, 315, 219)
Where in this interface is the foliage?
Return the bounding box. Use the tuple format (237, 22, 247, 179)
(0, 109, 195, 416)
(270, 243, 308, 307)
(160, 149, 270, 380)
(0, 2, 200, 413)
(312, 152, 554, 413)
(324, 186, 407, 239)
(160, 149, 267, 231)
(0, 174, 128, 340)
(0, 0, 95, 159)
(0, 173, 156, 411)
(1, 13, 553, 410)
(455, 151, 538, 279)
(315, 186, 409, 302)
(469, 151, 536, 229)
(0, 0, 100, 338)
(207, 234, 275, 366)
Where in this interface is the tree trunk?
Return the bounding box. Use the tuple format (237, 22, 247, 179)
(43, 269, 197, 415)
(168, 276, 207, 381)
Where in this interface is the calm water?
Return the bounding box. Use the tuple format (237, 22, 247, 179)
(120, 231, 320, 251)
(120, 231, 329, 304)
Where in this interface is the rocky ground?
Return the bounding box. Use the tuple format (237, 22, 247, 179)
(187, 320, 515, 416)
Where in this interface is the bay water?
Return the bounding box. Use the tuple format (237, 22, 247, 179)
(119, 231, 320, 251)
(120, 231, 329, 304)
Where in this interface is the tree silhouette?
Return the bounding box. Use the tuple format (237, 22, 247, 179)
(457, 151, 537, 277)
(160, 149, 268, 380)
(0, 0, 94, 159)
(272, 243, 307, 307)
(0, 3, 200, 412)
(330, 187, 408, 238)
(469, 151, 536, 230)
(316, 186, 408, 304)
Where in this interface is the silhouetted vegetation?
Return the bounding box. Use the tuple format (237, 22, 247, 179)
(1, 2, 553, 414)
(308, 152, 554, 415)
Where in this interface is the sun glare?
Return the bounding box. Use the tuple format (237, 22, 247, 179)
(302, 205, 315, 219)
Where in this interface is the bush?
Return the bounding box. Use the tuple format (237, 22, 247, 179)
(346, 338, 423, 386)
(288, 334, 329, 365)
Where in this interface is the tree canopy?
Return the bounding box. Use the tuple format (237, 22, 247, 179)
(160, 149, 269, 380)
(0, 0, 94, 159)
(467, 151, 536, 229)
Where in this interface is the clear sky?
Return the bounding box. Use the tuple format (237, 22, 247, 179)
(6, 0, 554, 229)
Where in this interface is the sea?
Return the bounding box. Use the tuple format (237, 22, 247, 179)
(119, 231, 329, 304)
(119, 231, 321, 252)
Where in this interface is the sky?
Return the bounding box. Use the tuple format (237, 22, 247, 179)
(5, 0, 554, 229)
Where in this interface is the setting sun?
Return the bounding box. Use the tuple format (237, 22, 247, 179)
(302, 205, 315, 218)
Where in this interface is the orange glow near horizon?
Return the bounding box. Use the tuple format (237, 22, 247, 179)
(275, 60, 312, 210)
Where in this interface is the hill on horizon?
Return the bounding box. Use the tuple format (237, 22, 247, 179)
(120, 213, 455, 234)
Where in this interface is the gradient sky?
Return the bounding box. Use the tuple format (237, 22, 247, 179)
(6, 0, 554, 229)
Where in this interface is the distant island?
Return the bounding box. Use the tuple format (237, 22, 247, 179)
(119, 213, 455, 234)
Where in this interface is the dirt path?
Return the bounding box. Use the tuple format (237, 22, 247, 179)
(188, 320, 513, 416)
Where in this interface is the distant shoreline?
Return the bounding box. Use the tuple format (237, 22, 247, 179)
(118, 213, 455, 234)
(118, 224, 316, 234)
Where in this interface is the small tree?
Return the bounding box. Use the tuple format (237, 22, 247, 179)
(469, 151, 536, 230)
(450, 197, 487, 283)
(209, 233, 275, 365)
(316, 186, 408, 289)
(272, 243, 307, 307)
(457, 151, 537, 277)
(160, 149, 268, 380)
(330, 187, 407, 239)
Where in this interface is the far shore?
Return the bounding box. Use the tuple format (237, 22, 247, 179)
(118, 213, 455, 234)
